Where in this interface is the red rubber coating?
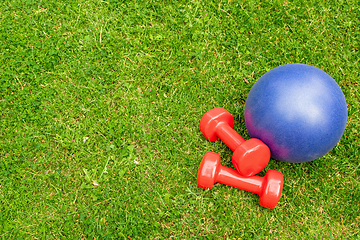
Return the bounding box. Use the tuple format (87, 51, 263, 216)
(197, 152, 283, 209)
(200, 108, 271, 177)
(200, 108, 245, 151)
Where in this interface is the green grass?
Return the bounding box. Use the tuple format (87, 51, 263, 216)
(0, 0, 359, 238)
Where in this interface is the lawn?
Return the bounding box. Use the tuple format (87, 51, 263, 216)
(0, 0, 359, 239)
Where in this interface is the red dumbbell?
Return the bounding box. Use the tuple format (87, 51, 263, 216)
(197, 152, 283, 209)
(200, 107, 270, 177)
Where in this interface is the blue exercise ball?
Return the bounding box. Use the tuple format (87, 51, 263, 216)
(244, 64, 347, 163)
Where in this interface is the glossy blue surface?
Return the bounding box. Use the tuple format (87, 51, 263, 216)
(245, 64, 348, 163)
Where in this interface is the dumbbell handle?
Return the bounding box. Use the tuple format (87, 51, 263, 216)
(216, 165, 263, 195)
(216, 122, 246, 151)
